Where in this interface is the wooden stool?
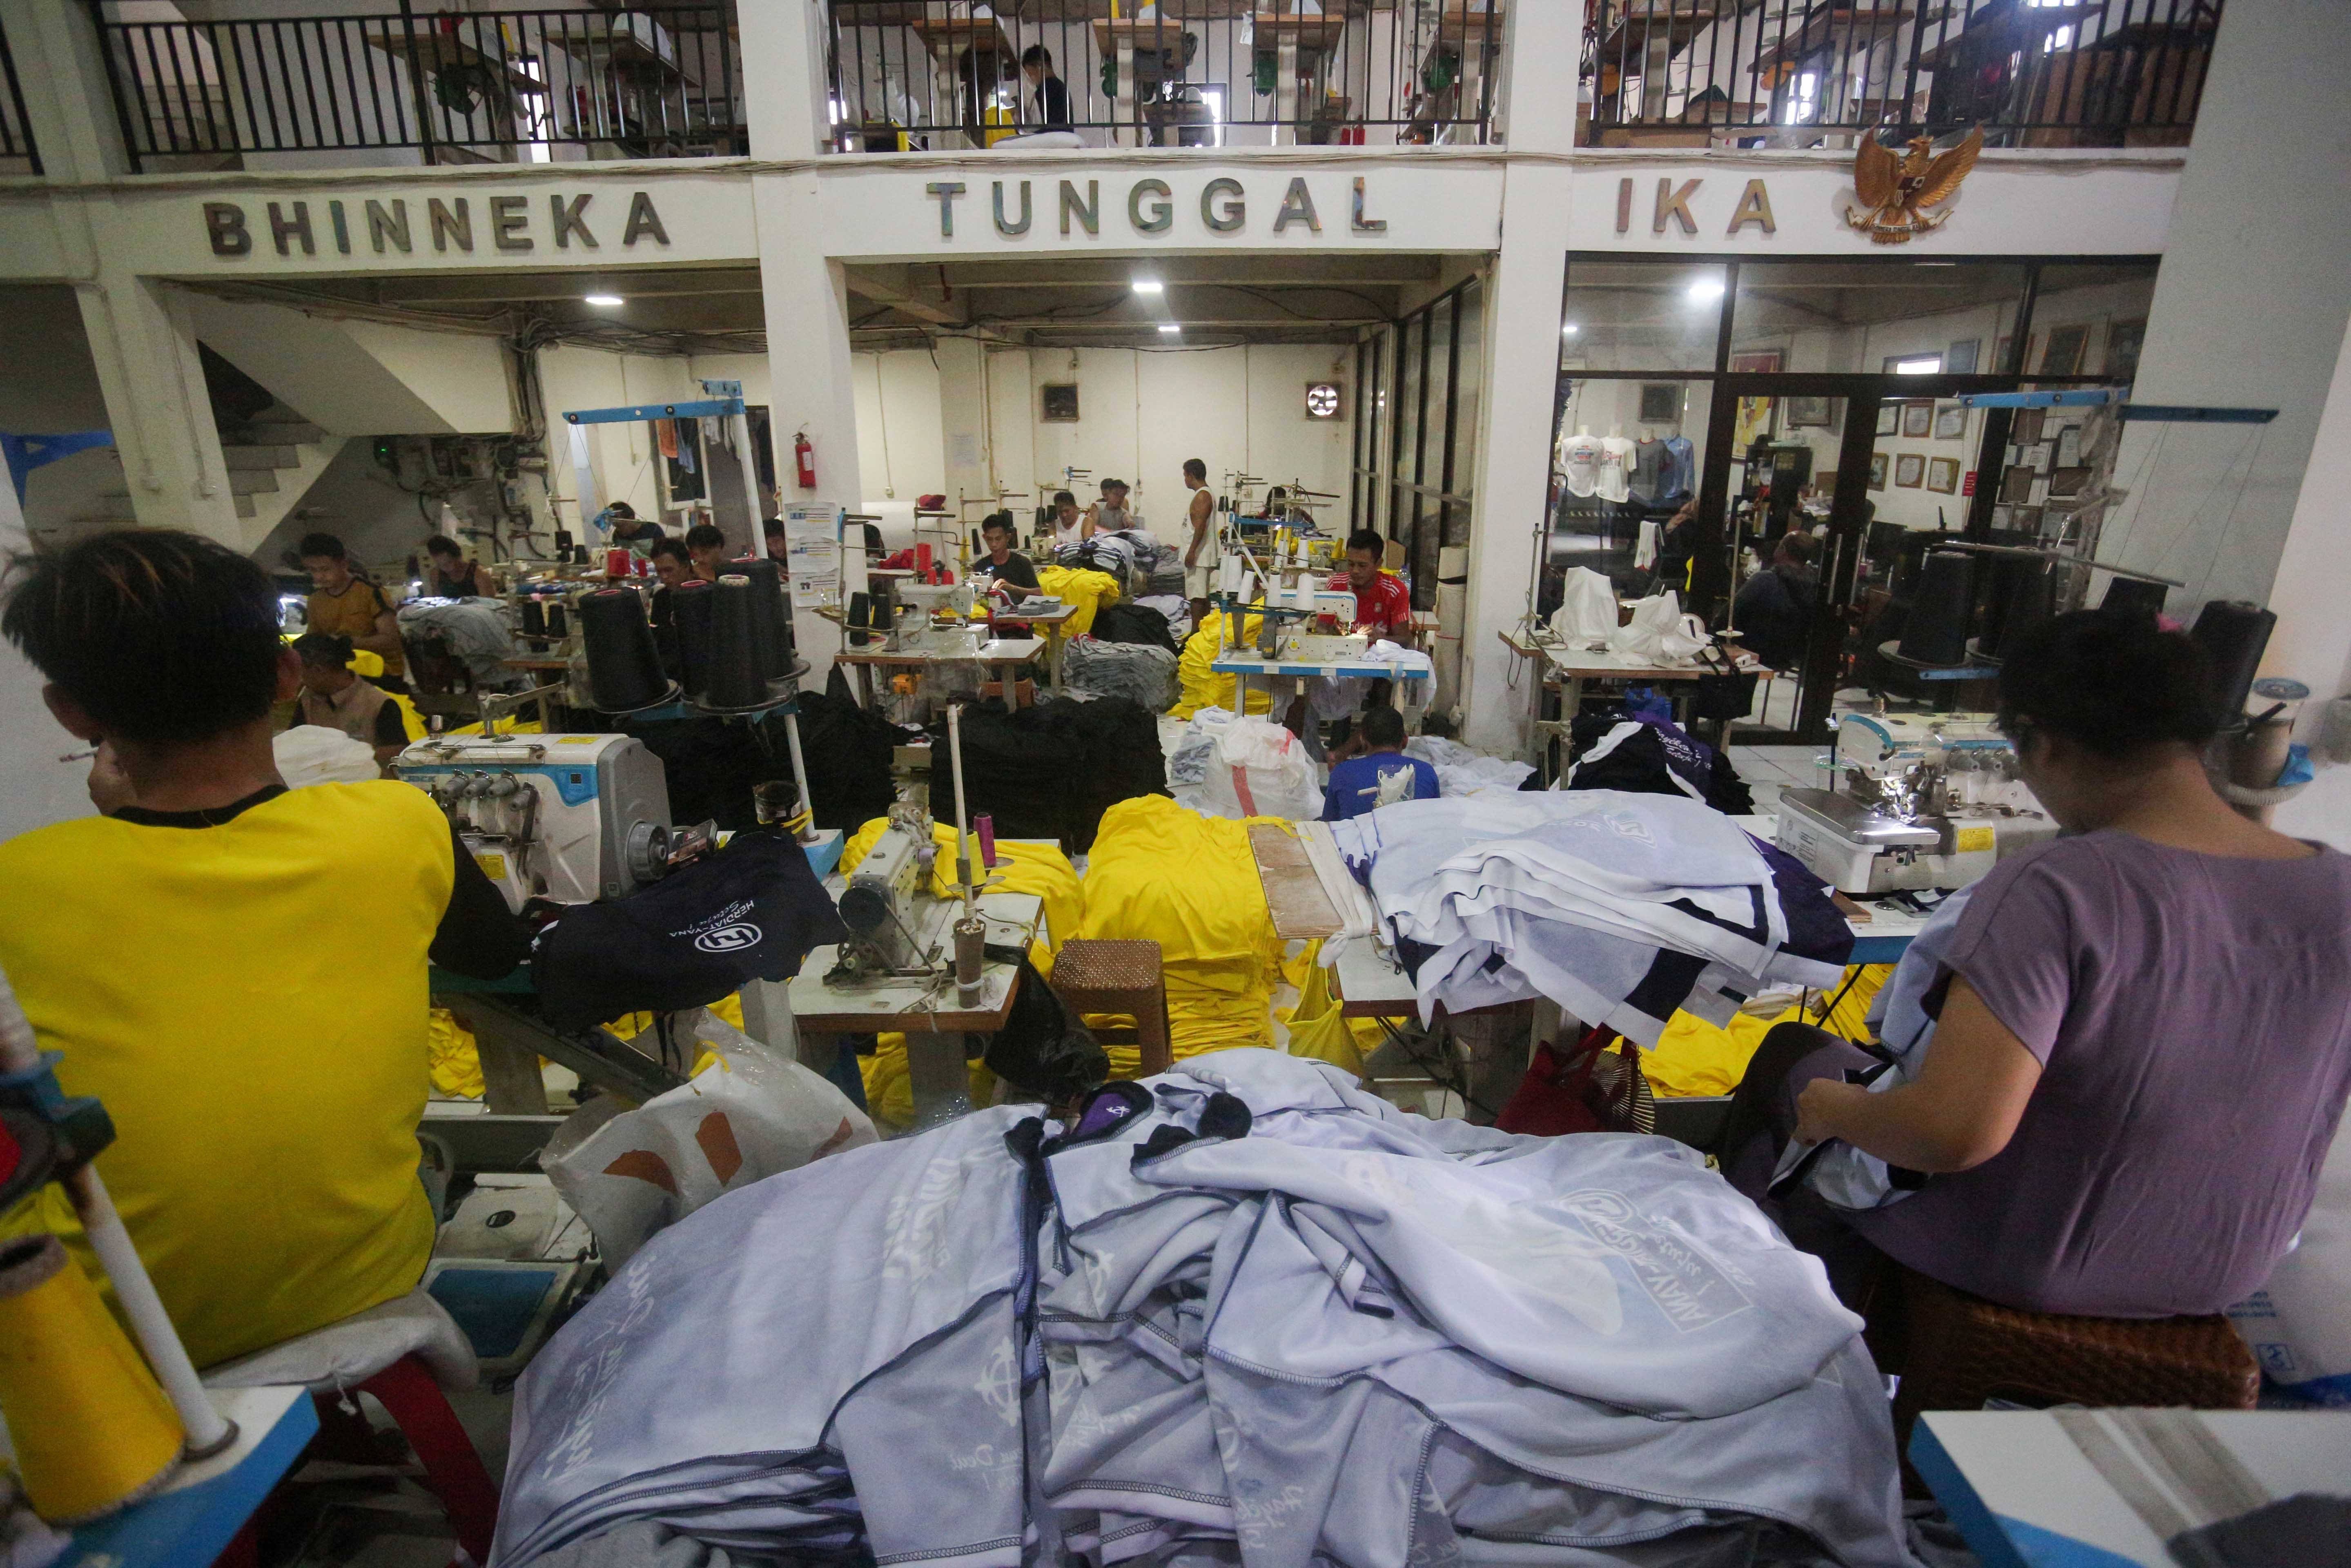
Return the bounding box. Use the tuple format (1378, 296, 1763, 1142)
(1883, 1265, 2259, 1458)
(1051, 939, 1173, 1078)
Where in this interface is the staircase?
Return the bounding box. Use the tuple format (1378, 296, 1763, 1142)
(76, 403, 343, 547)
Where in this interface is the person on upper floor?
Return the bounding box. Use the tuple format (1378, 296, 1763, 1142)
(421, 533, 495, 599)
(1787, 610, 2351, 1319)
(684, 523, 728, 583)
(291, 632, 409, 768)
(1021, 43, 1071, 130)
(299, 531, 406, 686)
(1328, 528, 1416, 647)
(0, 530, 527, 1370)
(970, 512, 1039, 600)
(1731, 531, 1819, 671)
(1320, 706, 1440, 822)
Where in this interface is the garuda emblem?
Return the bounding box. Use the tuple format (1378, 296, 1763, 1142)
(1846, 126, 1982, 245)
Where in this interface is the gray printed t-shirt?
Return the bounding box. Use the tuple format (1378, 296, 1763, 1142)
(1850, 830, 2351, 1317)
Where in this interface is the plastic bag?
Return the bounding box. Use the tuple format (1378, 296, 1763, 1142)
(542, 1008, 877, 1267)
(1168, 707, 1236, 787)
(2229, 1118, 2351, 1404)
(1607, 590, 1712, 666)
(1549, 567, 1619, 649)
(1198, 716, 1321, 822)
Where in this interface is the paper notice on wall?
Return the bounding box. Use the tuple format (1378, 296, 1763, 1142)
(785, 503, 845, 607)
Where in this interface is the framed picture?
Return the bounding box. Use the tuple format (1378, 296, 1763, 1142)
(2001, 464, 2037, 504)
(1868, 452, 1889, 491)
(1816, 469, 1838, 494)
(2105, 317, 2149, 381)
(1786, 394, 1835, 428)
(2012, 407, 2046, 445)
(2055, 424, 2083, 468)
(1946, 338, 1981, 374)
(1901, 401, 1933, 438)
(1927, 456, 1961, 493)
(1933, 401, 1968, 440)
(1638, 383, 1680, 423)
(2039, 323, 2090, 376)
(1990, 505, 2013, 531)
(1041, 382, 1081, 421)
(2022, 442, 2050, 473)
(1876, 402, 1899, 436)
(2012, 506, 2044, 537)
(1733, 396, 1775, 450)
(2048, 466, 2091, 499)
(1895, 453, 1925, 488)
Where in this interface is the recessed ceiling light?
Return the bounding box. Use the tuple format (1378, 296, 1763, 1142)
(584, 293, 624, 307)
(1561, 322, 1580, 336)
(1132, 278, 1165, 295)
(1158, 323, 1182, 334)
(1687, 277, 1725, 303)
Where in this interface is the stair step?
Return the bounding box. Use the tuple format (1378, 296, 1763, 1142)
(222, 444, 298, 470)
(236, 493, 256, 519)
(229, 468, 281, 496)
(245, 420, 325, 444)
(78, 493, 139, 523)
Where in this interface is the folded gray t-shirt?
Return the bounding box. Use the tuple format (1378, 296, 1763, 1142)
(1852, 830, 2351, 1317)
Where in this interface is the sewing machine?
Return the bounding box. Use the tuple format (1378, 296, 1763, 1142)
(1774, 713, 2057, 895)
(832, 817, 936, 980)
(395, 731, 675, 911)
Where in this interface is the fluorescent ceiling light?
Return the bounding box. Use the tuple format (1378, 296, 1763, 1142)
(584, 293, 625, 307)
(1132, 278, 1164, 295)
(1158, 323, 1182, 334)
(1561, 322, 1580, 336)
(1687, 277, 1725, 303)
(1892, 354, 1942, 374)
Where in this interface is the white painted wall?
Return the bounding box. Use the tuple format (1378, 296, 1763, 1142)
(535, 341, 700, 535)
(0, 473, 92, 844)
(2261, 315, 2351, 754)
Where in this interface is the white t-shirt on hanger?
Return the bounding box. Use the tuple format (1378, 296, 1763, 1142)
(1597, 436, 1636, 504)
(1559, 432, 1604, 498)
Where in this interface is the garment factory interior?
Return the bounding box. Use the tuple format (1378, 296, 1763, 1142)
(4, 227, 2350, 1568)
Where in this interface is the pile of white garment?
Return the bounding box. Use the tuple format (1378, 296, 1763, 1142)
(1405, 733, 1536, 797)
(1332, 790, 1852, 1040)
(494, 1049, 1912, 1568)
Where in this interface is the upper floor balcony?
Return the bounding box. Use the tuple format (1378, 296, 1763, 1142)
(1582, 0, 2220, 150)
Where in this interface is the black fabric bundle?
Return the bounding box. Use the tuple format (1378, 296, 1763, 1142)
(795, 689, 920, 831)
(531, 832, 849, 1032)
(925, 696, 1168, 853)
(622, 715, 783, 831)
(1088, 602, 1180, 656)
(981, 956, 1108, 1105)
(1558, 713, 1755, 817)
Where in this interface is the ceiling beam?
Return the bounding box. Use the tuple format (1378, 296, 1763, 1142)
(842, 269, 967, 327)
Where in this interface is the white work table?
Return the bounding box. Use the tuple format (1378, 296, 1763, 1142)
(835, 636, 1048, 709)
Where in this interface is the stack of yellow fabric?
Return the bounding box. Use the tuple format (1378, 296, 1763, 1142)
(1172, 608, 1273, 718)
(1077, 796, 1285, 1076)
(424, 992, 751, 1101)
(1034, 566, 1123, 636)
(838, 817, 1084, 1126)
(1640, 965, 1893, 1098)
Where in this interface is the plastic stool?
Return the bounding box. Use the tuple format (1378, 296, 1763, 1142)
(1051, 939, 1173, 1077)
(1883, 1265, 2259, 1452)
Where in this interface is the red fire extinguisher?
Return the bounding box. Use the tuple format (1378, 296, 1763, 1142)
(793, 430, 816, 490)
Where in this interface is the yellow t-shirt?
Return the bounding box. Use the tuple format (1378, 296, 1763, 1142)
(0, 782, 454, 1368)
(307, 579, 405, 678)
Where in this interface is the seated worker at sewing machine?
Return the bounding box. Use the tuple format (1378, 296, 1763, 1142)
(764, 517, 790, 564)
(1320, 706, 1438, 822)
(684, 523, 729, 583)
(422, 532, 495, 599)
(600, 501, 666, 555)
(1050, 489, 1088, 550)
(291, 631, 409, 768)
(1730, 531, 1818, 670)
(1776, 610, 2351, 1321)
(0, 530, 530, 1369)
(1327, 528, 1416, 648)
(970, 512, 1040, 599)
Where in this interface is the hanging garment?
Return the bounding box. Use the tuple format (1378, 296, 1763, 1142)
(498, 1050, 1913, 1568)
(1597, 435, 1637, 504)
(1633, 516, 1661, 571)
(1629, 438, 1673, 507)
(1558, 431, 1604, 498)
(1664, 433, 1698, 501)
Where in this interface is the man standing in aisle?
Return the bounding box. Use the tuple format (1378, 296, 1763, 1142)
(299, 531, 407, 688)
(1181, 458, 1216, 629)
(0, 530, 527, 1369)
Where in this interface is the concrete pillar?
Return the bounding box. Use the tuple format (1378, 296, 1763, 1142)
(2261, 316, 2351, 851)
(736, 0, 832, 161)
(1457, 0, 1581, 755)
(936, 335, 992, 542)
(2098, 0, 2351, 619)
(67, 273, 244, 544)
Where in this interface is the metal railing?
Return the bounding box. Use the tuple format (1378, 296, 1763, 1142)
(1, 16, 40, 174)
(1583, 0, 2219, 149)
(96, 2, 742, 172)
(826, 0, 1501, 153)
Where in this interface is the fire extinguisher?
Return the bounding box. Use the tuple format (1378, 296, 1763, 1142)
(793, 430, 816, 490)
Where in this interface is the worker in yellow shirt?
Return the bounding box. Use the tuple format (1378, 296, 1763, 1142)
(0, 530, 528, 1370)
(299, 529, 408, 686)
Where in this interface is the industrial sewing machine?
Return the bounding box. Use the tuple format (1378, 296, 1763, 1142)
(832, 815, 938, 981)
(1774, 713, 2057, 896)
(394, 731, 677, 911)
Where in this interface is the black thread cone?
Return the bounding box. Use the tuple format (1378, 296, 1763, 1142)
(1983, 559, 2055, 659)
(671, 580, 718, 698)
(2100, 576, 2168, 620)
(520, 598, 547, 637)
(734, 557, 791, 678)
(706, 575, 769, 708)
(1899, 550, 1975, 666)
(546, 601, 568, 638)
(579, 588, 666, 711)
(2190, 599, 2275, 721)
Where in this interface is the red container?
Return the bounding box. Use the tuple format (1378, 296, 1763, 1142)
(605, 548, 632, 578)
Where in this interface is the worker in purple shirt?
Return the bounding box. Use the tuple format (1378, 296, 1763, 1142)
(1789, 610, 2351, 1319)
